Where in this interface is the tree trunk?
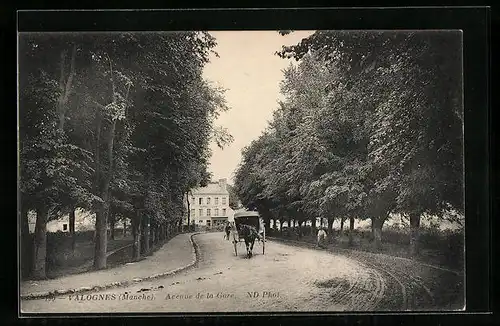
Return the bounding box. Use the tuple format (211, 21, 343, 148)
(32, 206, 49, 279)
(348, 217, 355, 246)
(142, 214, 150, 254)
(21, 208, 31, 279)
(94, 55, 127, 269)
(409, 213, 421, 257)
(150, 219, 155, 247)
(372, 217, 386, 250)
(186, 191, 191, 227)
(327, 218, 334, 234)
(123, 219, 127, 237)
(93, 205, 108, 270)
(94, 116, 118, 270)
(132, 213, 141, 260)
(109, 210, 116, 240)
(93, 108, 103, 267)
(140, 215, 145, 254)
(57, 45, 76, 132)
(340, 217, 345, 236)
(264, 217, 271, 235)
(21, 208, 30, 238)
(69, 207, 76, 252)
(327, 217, 334, 242)
(311, 217, 317, 235)
(92, 108, 101, 244)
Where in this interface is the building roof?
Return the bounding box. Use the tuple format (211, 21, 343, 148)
(191, 182, 228, 195)
(234, 210, 260, 218)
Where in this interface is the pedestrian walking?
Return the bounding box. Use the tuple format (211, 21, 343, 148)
(224, 222, 231, 240)
(317, 227, 327, 249)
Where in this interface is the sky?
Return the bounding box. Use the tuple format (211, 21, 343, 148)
(202, 31, 314, 185)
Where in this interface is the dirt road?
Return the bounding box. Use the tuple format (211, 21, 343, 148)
(21, 232, 464, 313)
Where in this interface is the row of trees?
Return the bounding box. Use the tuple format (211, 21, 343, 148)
(234, 31, 464, 255)
(19, 32, 232, 279)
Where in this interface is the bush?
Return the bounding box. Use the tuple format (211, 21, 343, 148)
(382, 229, 410, 245)
(21, 231, 96, 279)
(302, 226, 313, 236)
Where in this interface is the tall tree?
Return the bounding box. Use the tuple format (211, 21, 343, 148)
(277, 30, 463, 254)
(19, 31, 232, 273)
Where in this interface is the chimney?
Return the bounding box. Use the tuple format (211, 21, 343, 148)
(218, 178, 227, 190)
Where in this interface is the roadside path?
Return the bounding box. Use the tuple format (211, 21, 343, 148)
(21, 233, 198, 300)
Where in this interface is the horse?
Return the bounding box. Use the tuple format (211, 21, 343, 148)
(239, 224, 261, 258)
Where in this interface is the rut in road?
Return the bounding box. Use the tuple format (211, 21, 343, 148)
(342, 250, 463, 311)
(268, 237, 464, 311)
(314, 266, 386, 310)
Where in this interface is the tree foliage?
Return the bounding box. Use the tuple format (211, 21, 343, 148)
(19, 32, 231, 277)
(236, 31, 463, 253)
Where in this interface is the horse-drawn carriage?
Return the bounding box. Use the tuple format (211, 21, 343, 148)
(231, 211, 265, 258)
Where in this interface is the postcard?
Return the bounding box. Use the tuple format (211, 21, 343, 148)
(18, 28, 465, 314)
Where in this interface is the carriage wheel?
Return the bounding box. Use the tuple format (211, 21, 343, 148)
(233, 239, 238, 256)
(262, 227, 266, 255)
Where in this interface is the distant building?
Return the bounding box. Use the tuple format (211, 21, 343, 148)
(184, 178, 235, 228)
(27, 209, 127, 233)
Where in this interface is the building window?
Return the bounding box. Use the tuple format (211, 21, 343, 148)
(222, 197, 226, 205)
(63, 224, 68, 231)
(199, 209, 203, 217)
(207, 197, 211, 204)
(199, 198, 203, 205)
(222, 208, 226, 216)
(207, 220, 211, 226)
(215, 208, 219, 216)
(191, 196, 195, 203)
(207, 209, 211, 217)
(215, 197, 219, 205)
(191, 209, 195, 217)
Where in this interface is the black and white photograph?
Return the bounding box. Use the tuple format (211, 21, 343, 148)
(18, 28, 465, 313)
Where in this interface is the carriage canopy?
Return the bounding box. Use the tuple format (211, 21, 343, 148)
(233, 211, 261, 232)
(231, 210, 265, 257)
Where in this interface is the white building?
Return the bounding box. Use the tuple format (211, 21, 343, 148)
(27, 208, 130, 234)
(27, 208, 97, 233)
(184, 178, 235, 228)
